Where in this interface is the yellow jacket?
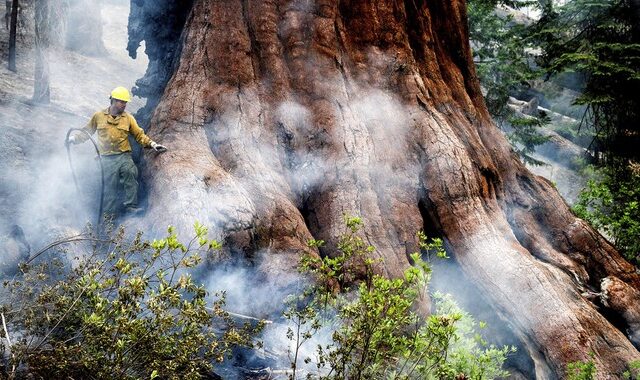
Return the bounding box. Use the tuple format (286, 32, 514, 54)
(80, 109, 152, 155)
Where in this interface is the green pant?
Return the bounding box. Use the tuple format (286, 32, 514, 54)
(101, 152, 138, 216)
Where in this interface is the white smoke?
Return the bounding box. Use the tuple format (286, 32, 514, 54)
(0, 0, 148, 246)
(1, 1, 526, 376)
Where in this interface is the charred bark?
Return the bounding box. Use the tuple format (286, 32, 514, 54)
(131, 0, 640, 377)
(127, 0, 194, 124)
(7, 0, 18, 72)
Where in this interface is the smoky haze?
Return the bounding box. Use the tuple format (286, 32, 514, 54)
(0, 0, 148, 251)
(1, 1, 579, 377)
(1, 4, 424, 374)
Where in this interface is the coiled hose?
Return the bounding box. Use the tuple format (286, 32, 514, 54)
(65, 128, 104, 228)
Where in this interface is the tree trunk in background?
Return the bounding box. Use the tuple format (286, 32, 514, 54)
(64, 0, 106, 56)
(32, 0, 49, 104)
(7, 0, 18, 72)
(131, 0, 640, 378)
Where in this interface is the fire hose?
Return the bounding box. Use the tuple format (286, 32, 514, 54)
(65, 128, 105, 228)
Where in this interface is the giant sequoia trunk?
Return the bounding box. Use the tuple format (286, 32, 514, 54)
(130, 0, 640, 377)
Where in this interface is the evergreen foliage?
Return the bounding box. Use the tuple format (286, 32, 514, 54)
(523, 0, 640, 263)
(468, 0, 539, 119)
(468, 0, 550, 165)
(469, 0, 639, 264)
(534, 0, 640, 161)
(531, 0, 640, 260)
(507, 114, 552, 166)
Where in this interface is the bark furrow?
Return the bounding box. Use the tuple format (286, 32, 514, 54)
(132, 0, 640, 377)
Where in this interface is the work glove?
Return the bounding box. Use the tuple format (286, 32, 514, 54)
(150, 141, 167, 153)
(66, 135, 79, 146)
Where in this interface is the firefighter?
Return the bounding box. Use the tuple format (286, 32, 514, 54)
(67, 86, 166, 218)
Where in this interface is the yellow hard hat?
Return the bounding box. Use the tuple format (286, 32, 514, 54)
(110, 86, 131, 102)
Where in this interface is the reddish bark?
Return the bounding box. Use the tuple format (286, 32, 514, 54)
(137, 0, 640, 377)
(7, 0, 18, 72)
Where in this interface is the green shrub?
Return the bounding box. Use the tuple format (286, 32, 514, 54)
(573, 164, 640, 265)
(433, 293, 515, 380)
(0, 223, 262, 380)
(1, 217, 517, 380)
(623, 360, 640, 380)
(566, 353, 596, 380)
(287, 216, 514, 379)
(566, 355, 640, 379)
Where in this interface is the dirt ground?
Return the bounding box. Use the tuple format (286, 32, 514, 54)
(0, 1, 147, 117)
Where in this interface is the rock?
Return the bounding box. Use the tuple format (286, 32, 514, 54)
(0, 225, 30, 276)
(522, 96, 539, 116)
